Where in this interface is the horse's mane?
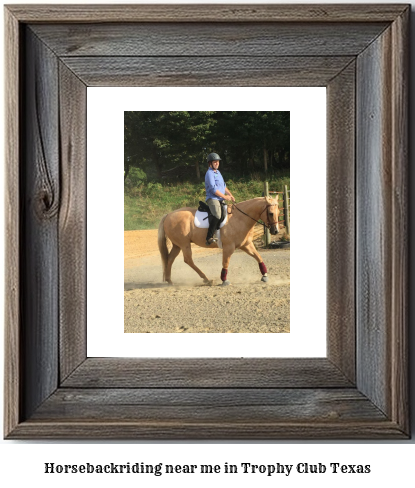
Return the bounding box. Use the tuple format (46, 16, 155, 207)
(235, 196, 276, 206)
(174, 197, 276, 212)
(237, 197, 264, 204)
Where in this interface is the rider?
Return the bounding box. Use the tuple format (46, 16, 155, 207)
(205, 152, 235, 245)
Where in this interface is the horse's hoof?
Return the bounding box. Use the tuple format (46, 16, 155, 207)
(166, 281, 173, 286)
(204, 279, 213, 286)
(261, 276, 268, 282)
(222, 280, 230, 286)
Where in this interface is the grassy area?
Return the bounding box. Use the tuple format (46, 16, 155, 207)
(124, 174, 290, 231)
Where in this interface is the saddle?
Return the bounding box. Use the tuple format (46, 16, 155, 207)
(198, 201, 227, 226)
(194, 201, 227, 230)
(198, 201, 210, 213)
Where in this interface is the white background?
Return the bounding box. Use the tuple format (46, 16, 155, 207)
(1, 0, 414, 486)
(87, 86, 326, 358)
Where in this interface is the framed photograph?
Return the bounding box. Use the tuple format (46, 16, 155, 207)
(121, 106, 293, 336)
(88, 87, 325, 358)
(4, 4, 409, 439)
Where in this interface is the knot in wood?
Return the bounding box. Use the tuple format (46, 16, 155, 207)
(36, 188, 59, 219)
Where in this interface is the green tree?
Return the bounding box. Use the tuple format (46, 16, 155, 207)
(124, 111, 289, 182)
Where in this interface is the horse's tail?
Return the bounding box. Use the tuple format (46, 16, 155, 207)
(158, 214, 169, 281)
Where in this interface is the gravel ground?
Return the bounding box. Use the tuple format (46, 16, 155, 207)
(124, 230, 290, 333)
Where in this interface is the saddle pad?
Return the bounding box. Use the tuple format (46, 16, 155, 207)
(194, 206, 227, 229)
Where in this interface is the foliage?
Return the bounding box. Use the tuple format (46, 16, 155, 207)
(124, 111, 290, 182)
(124, 173, 290, 230)
(124, 166, 147, 189)
(124, 111, 290, 230)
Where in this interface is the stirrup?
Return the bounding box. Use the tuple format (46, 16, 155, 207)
(206, 237, 218, 245)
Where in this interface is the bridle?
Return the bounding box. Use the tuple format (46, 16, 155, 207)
(230, 198, 279, 231)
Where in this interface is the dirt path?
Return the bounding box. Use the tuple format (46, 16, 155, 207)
(125, 230, 290, 333)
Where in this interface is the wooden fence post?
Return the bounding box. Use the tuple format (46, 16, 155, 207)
(264, 181, 271, 246)
(284, 185, 290, 236)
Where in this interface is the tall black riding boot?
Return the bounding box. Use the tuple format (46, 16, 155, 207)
(206, 216, 220, 245)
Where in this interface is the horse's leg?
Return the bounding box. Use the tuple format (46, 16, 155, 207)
(220, 244, 235, 286)
(181, 245, 211, 283)
(240, 242, 269, 282)
(165, 244, 181, 285)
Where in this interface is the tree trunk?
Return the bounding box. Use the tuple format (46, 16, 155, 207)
(124, 163, 130, 182)
(152, 146, 162, 180)
(195, 158, 200, 180)
(248, 147, 254, 170)
(263, 145, 268, 175)
(278, 150, 283, 167)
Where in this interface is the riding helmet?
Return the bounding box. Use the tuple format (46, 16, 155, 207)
(207, 152, 222, 162)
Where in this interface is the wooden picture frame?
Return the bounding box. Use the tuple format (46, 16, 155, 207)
(4, 4, 409, 439)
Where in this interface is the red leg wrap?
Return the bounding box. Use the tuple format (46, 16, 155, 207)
(259, 262, 267, 275)
(221, 268, 228, 281)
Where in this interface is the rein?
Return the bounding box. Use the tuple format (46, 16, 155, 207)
(229, 199, 278, 230)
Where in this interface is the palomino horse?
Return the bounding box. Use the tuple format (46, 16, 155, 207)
(158, 196, 279, 285)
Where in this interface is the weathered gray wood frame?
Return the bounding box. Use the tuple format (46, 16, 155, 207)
(4, 4, 409, 439)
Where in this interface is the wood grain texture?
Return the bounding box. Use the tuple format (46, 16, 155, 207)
(4, 5, 410, 440)
(389, 8, 409, 432)
(61, 56, 354, 87)
(6, 4, 409, 23)
(356, 28, 393, 417)
(31, 22, 388, 57)
(4, 6, 21, 438)
(356, 10, 409, 428)
(21, 28, 60, 420)
(62, 358, 352, 388)
(58, 63, 87, 381)
(8, 415, 406, 441)
(356, 37, 385, 413)
(32, 388, 386, 423)
(326, 62, 356, 383)
(8, 421, 405, 441)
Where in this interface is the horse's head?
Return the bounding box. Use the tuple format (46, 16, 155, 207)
(265, 197, 279, 235)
